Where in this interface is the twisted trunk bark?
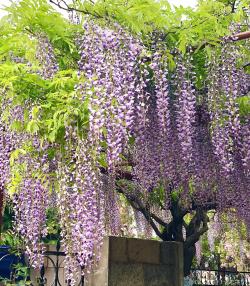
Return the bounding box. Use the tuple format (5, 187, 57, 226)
(162, 204, 209, 277)
(183, 244, 196, 276)
(116, 182, 210, 277)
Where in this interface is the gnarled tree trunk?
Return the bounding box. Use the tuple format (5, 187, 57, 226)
(116, 182, 210, 277)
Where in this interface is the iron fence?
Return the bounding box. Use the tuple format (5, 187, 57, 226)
(37, 247, 84, 286)
(191, 268, 250, 286)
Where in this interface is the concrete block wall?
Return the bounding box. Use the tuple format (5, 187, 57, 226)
(86, 236, 184, 286)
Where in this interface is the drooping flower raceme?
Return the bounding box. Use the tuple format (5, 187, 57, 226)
(57, 135, 105, 281)
(55, 22, 146, 281)
(36, 34, 59, 79)
(175, 54, 196, 180)
(14, 174, 48, 268)
(207, 42, 250, 220)
(77, 22, 143, 235)
(0, 125, 12, 197)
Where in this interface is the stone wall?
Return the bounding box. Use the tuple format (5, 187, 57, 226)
(86, 236, 184, 286)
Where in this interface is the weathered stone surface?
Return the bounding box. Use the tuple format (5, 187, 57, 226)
(160, 241, 184, 286)
(143, 264, 175, 286)
(127, 238, 160, 264)
(160, 241, 183, 265)
(109, 263, 144, 286)
(109, 236, 128, 262)
(86, 237, 183, 286)
(86, 237, 109, 286)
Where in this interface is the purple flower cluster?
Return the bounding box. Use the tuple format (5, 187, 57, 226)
(56, 23, 145, 281)
(132, 59, 155, 194)
(175, 54, 196, 179)
(36, 34, 59, 79)
(56, 125, 105, 282)
(14, 176, 48, 268)
(76, 22, 143, 237)
(150, 50, 174, 185)
(133, 109, 161, 196)
(0, 124, 12, 197)
(151, 52, 170, 134)
(195, 241, 202, 265)
(78, 22, 142, 170)
(207, 41, 250, 226)
(208, 43, 243, 176)
(241, 120, 250, 176)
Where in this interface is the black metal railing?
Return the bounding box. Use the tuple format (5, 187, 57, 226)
(0, 241, 84, 286)
(191, 268, 250, 286)
(35, 241, 84, 286)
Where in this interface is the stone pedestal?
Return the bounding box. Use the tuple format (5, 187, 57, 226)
(86, 236, 184, 286)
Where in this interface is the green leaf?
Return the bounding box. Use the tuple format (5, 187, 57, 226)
(31, 106, 40, 119)
(237, 95, 250, 116)
(26, 120, 39, 133)
(11, 120, 23, 131)
(10, 149, 27, 166)
(48, 130, 56, 142)
(98, 153, 108, 168)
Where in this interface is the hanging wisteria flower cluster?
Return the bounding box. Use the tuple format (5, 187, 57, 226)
(207, 39, 250, 221)
(0, 124, 12, 199)
(76, 22, 144, 234)
(175, 53, 196, 179)
(36, 34, 59, 79)
(56, 22, 145, 280)
(56, 133, 105, 280)
(0, 17, 249, 285)
(13, 175, 49, 268)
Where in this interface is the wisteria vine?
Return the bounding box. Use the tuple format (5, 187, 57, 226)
(0, 19, 249, 285)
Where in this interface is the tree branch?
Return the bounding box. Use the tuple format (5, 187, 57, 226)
(231, 0, 237, 13)
(116, 183, 165, 239)
(192, 29, 250, 54)
(49, 0, 103, 18)
(191, 200, 217, 211)
(138, 205, 165, 240)
(150, 213, 168, 227)
(185, 210, 209, 248)
(232, 30, 250, 41)
(100, 167, 134, 181)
